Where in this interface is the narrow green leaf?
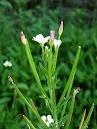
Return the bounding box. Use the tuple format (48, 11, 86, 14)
(23, 115, 36, 129)
(8, 76, 48, 128)
(25, 42, 46, 98)
(25, 42, 50, 109)
(60, 99, 68, 120)
(57, 46, 81, 108)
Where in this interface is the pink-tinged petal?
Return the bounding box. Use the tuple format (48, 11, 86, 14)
(50, 31, 55, 41)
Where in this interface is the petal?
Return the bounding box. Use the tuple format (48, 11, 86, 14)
(36, 34, 44, 39)
(9, 62, 12, 67)
(36, 34, 44, 41)
(33, 34, 49, 44)
(47, 115, 52, 120)
(44, 36, 50, 42)
(41, 115, 46, 122)
(33, 34, 45, 44)
(53, 39, 62, 47)
(49, 118, 54, 123)
(33, 37, 39, 42)
(47, 115, 54, 124)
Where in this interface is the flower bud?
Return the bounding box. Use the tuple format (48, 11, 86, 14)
(20, 31, 27, 45)
(8, 75, 14, 84)
(73, 87, 80, 98)
(58, 21, 63, 37)
(50, 31, 55, 42)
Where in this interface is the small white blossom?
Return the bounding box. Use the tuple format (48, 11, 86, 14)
(3, 60, 12, 67)
(53, 39, 62, 47)
(33, 34, 50, 45)
(41, 115, 54, 127)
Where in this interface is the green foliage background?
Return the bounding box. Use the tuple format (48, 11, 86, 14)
(0, 0, 97, 128)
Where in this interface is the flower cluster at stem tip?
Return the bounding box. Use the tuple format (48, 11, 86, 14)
(20, 21, 63, 48)
(19, 22, 63, 128)
(32, 32, 62, 48)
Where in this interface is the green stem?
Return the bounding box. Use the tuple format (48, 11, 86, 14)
(52, 79, 58, 129)
(64, 91, 76, 129)
(60, 100, 68, 120)
(52, 47, 59, 74)
(48, 44, 53, 101)
(47, 44, 58, 129)
(42, 46, 45, 62)
(11, 81, 48, 128)
(12, 89, 16, 109)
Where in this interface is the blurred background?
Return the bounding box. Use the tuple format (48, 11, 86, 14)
(0, 0, 97, 129)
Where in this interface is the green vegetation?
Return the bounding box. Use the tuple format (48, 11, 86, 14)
(0, 0, 97, 129)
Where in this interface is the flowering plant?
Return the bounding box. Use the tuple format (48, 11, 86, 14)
(9, 21, 94, 129)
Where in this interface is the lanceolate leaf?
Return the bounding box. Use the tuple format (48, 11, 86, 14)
(57, 46, 81, 108)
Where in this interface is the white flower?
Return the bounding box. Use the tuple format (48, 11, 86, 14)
(53, 39, 62, 47)
(3, 60, 12, 67)
(41, 115, 54, 127)
(33, 34, 50, 45)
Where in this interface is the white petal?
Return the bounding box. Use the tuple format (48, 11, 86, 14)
(53, 39, 62, 47)
(8, 62, 12, 67)
(41, 115, 46, 122)
(33, 34, 49, 44)
(46, 122, 50, 127)
(33, 34, 44, 43)
(47, 115, 52, 120)
(44, 36, 50, 42)
(36, 34, 44, 41)
(47, 115, 54, 124)
(49, 118, 54, 123)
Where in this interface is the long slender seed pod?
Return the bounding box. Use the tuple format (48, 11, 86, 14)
(79, 109, 86, 129)
(82, 103, 94, 129)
